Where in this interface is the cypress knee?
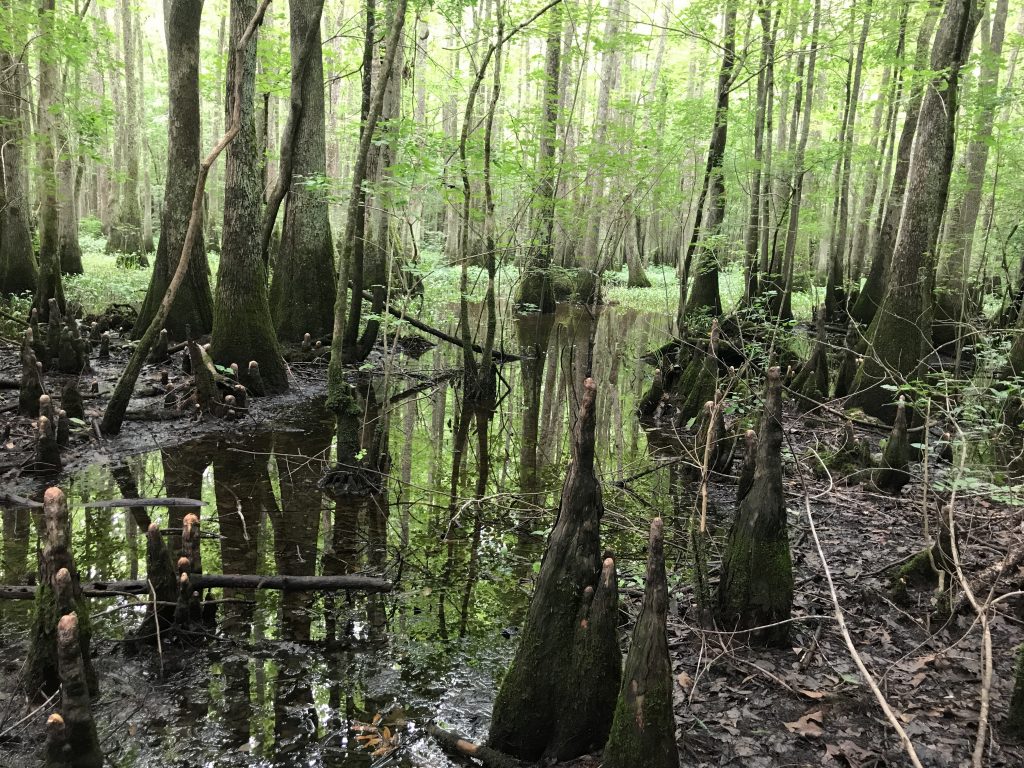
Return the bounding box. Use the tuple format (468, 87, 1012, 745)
(488, 378, 621, 762)
(871, 396, 910, 494)
(603, 518, 679, 768)
(55, 614, 103, 768)
(791, 308, 829, 406)
(717, 367, 793, 646)
(20, 330, 43, 416)
(833, 321, 860, 398)
(25, 488, 97, 698)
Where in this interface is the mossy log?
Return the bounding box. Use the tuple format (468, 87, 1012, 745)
(602, 518, 679, 768)
(717, 367, 793, 646)
(833, 321, 860, 398)
(24, 488, 97, 699)
(488, 378, 621, 762)
(20, 330, 44, 416)
(1007, 645, 1024, 740)
(871, 396, 911, 494)
(428, 723, 526, 768)
(791, 309, 830, 407)
(54, 614, 103, 768)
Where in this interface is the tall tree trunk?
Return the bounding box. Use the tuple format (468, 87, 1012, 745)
(516, 1, 562, 313)
(107, 0, 144, 256)
(134, 0, 213, 340)
(849, 0, 908, 283)
(343, 0, 405, 361)
(934, 0, 1008, 344)
(743, 0, 772, 304)
(851, 1, 942, 324)
(33, 0, 66, 321)
(211, 0, 289, 394)
(269, 0, 336, 342)
(824, 0, 871, 317)
(577, 0, 623, 304)
(849, 0, 980, 419)
(0, 0, 38, 296)
(683, 0, 737, 320)
(57, 51, 84, 277)
(772, 0, 820, 321)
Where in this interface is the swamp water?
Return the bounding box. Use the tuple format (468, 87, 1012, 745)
(1, 304, 699, 767)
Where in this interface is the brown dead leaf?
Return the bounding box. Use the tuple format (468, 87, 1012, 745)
(676, 672, 692, 691)
(799, 689, 826, 700)
(784, 709, 824, 738)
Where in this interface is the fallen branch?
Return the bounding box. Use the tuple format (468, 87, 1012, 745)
(426, 723, 526, 768)
(82, 497, 207, 509)
(0, 573, 391, 600)
(357, 289, 520, 362)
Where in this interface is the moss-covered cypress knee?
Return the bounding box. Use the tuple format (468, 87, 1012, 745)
(717, 367, 793, 646)
(25, 488, 96, 699)
(871, 396, 911, 494)
(834, 321, 860, 398)
(20, 330, 43, 416)
(603, 518, 679, 768)
(488, 378, 621, 762)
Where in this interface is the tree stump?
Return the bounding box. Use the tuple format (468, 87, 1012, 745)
(637, 367, 664, 419)
(717, 367, 793, 646)
(24, 488, 97, 698)
(488, 378, 621, 762)
(54, 614, 103, 768)
(603, 517, 678, 768)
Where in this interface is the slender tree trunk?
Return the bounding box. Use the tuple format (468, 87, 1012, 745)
(849, 0, 981, 419)
(107, 0, 144, 256)
(269, 0, 336, 342)
(824, 0, 871, 317)
(683, 0, 737, 320)
(516, 1, 562, 313)
(934, 0, 1008, 343)
(133, 0, 213, 340)
(211, 0, 289, 394)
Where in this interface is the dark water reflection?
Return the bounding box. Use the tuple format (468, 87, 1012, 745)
(0, 304, 687, 767)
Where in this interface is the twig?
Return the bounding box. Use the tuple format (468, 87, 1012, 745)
(800, 449, 925, 768)
(148, 578, 164, 678)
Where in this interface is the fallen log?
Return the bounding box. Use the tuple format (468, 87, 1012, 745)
(0, 573, 392, 600)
